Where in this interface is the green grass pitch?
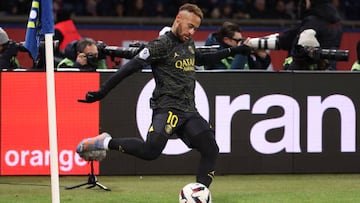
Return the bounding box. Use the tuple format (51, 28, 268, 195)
(1, 174, 360, 203)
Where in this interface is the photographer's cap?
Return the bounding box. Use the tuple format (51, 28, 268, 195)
(298, 29, 320, 47)
(0, 27, 9, 45)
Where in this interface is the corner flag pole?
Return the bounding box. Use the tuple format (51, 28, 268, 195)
(45, 33, 60, 203)
(25, 1, 60, 201)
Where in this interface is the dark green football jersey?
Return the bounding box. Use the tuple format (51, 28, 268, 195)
(135, 32, 198, 112)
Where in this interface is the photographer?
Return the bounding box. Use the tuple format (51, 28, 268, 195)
(0, 27, 20, 69)
(204, 21, 271, 70)
(57, 37, 107, 71)
(280, 0, 342, 70)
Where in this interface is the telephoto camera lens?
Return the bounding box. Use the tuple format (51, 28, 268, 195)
(249, 37, 279, 50)
(302, 46, 349, 61)
(318, 48, 349, 61)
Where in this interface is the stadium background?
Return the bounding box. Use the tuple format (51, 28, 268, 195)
(0, 17, 359, 70)
(0, 16, 359, 176)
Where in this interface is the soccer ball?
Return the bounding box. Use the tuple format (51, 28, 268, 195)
(179, 182, 212, 203)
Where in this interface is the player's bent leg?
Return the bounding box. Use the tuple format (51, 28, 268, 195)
(191, 130, 219, 188)
(108, 131, 168, 160)
(76, 132, 112, 154)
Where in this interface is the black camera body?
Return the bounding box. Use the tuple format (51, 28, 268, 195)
(85, 53, 99, 68)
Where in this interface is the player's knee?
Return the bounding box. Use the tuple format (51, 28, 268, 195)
(194, 131, 219, 158)
(141, 142, 164, 160)
(207, 140, 219, 158)
(140, 132, 168, 160)
(141, 150, 162, 160)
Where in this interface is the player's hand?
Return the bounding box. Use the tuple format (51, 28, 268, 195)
(78, 91, 105, 103)
(230, 44, 252, 55)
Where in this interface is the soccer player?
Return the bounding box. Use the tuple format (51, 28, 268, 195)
(76, 3, 251, 188)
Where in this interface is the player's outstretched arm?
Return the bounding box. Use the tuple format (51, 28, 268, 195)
(78, 58, 145, 103)
(196, 44, 251, 66)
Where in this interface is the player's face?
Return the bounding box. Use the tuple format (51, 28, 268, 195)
(175, 11, 201, 42)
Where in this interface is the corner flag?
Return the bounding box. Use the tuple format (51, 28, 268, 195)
(25, 0, 54, 60)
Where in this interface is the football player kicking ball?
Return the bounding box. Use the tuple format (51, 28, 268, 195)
(76, 3, 251, 188)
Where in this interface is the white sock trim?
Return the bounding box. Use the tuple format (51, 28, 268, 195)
(103, 137, 111, 150)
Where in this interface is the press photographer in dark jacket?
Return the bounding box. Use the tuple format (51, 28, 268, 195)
(204, 21, 271, 70)
(280, 0, 342, 70)
(0, 27, 20, 69)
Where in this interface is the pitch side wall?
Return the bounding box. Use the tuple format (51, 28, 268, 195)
(0, 71, 359, 175)
(100, 71, 360, 175)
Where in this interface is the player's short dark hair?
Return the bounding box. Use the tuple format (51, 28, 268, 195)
(179, 3, 203, 20)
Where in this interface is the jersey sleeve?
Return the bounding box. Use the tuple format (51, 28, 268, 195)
(134, 37, 169, 65)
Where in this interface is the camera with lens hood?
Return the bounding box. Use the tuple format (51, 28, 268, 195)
(302, 46, 349, 61)
(248, 33, 280, 50)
